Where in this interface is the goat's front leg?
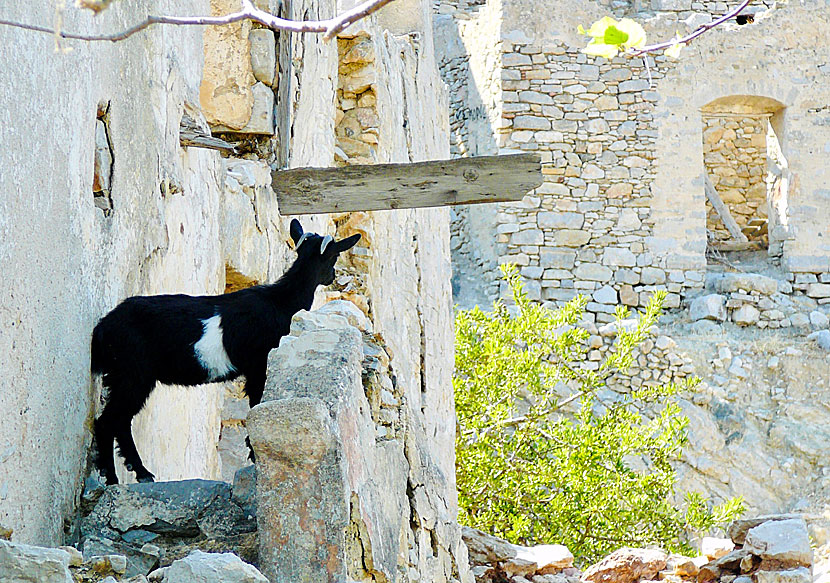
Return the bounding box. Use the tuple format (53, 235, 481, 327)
(243, 368, 267, 463)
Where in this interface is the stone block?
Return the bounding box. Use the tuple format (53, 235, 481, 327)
(728, 515, 803, 546)
(810, 329, 830, 351)
(620, 285, 638, 306)
(514, 116, 551, 130)
(215, 83, 275, 135)
(0, 540, 72, 583)
(618, 79, 650, 93)
(733, 305, 760, 326)
(582, 164, 604, 179)
(540, 250, 576, 269)
(160, 550, 267, 583)
(603, 248, 637, 267)
(519, 90, 554, 104)
(582, 548, 667, 583)
(709, 273, 779, 296)
(807, 283, 830, 298)
(689, 294, 726, 322)
(593, 285, 618, 304)
(554, 230, 591, 247)
(512, 229, 544, 245)
(744, 518, 812, 567)
(503, 53, 532, 66)
(640, 267, 665, 285)
(200, 5, 255, 129)
(790, 313, 810, 329)
(249, 29, 276, 86)
(810, 310, 829, 329)
(754, 569, 811, 583)
(575, 263, 613, 282)
(605, 182, 634, 198)
(538, 212, 584, 230)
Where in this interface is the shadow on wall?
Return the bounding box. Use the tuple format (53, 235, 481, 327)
(435, 3, 504, 309)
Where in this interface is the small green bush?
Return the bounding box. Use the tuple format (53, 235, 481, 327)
(454, 265, 743, 564)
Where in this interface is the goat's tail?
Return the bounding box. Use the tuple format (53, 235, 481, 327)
(90, 322, 106, 375)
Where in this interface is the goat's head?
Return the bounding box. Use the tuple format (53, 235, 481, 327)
(289, 219, 361, 286)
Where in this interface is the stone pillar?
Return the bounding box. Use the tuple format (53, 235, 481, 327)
(247, 301, 471, 583)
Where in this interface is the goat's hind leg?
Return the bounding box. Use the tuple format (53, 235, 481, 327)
(115, 421, 155, 483)
(113, 380, 156, 483)
(94, 404, 119, 485)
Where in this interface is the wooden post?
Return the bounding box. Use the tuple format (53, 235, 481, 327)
(272, 153, 543, 215)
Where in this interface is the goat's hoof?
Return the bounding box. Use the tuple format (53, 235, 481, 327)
(137, 475, 155, 483)
(104, 474, 119, 486)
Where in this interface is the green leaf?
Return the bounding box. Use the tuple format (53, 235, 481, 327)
(603, 24, 629, 46)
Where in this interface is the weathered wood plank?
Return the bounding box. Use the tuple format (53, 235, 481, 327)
(705, 175, 748, 242)
(179, 112, 238, 154)
(272, 153, 543, 215)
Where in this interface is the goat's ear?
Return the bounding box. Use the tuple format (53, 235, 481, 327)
(289, 219, 304, 246)
(334, 233, 361, 253)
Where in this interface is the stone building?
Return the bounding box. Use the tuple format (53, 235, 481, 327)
(0, 2, 470, 579)
(437, 0, 830, 321)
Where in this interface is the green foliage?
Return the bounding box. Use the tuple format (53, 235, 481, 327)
(454, 265, 744, 564)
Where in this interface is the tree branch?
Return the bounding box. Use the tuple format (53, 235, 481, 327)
(0, 0, 398, 43)
(629, 0, 752, 56)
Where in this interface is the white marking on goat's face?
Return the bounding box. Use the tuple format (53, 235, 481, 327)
(194, 315, 237, 381)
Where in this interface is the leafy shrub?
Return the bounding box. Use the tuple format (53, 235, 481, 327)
(454, 265, 744, 564)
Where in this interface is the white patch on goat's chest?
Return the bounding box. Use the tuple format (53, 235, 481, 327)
(194, 315, 237, 381)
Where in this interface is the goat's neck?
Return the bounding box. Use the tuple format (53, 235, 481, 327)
(266, 260, 321, 314)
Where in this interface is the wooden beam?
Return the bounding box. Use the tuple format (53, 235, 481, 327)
(704, 175, 748, 243)
(272, 154, 543, 215)
(179, 113, 238, 155)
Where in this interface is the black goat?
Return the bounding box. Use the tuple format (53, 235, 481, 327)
(91, 219, 360, 485)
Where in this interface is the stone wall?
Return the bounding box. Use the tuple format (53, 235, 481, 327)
(0, 0, 228, 544)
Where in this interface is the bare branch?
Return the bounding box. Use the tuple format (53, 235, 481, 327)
(0, 0, 397, 43)
(629, 0, 752, 56)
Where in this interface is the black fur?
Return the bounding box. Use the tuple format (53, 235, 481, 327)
(91, 219, 360, 484)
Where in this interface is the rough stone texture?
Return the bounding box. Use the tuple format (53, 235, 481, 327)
(690, 295, 727, 322)
(79, 479, 257, 577)
(200, 0, 256, 129)
(155, 551, 267, 583)
(754, 568, 812, 583)
(0, 0, 227, 543)
(0, 540, 72, 583)
(249, 29, 276, 86)
(743, 519, 812, 567)
(461, 527, 576, 583)
(581, 548, 667, 583)
(249, 303, 471, 583)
